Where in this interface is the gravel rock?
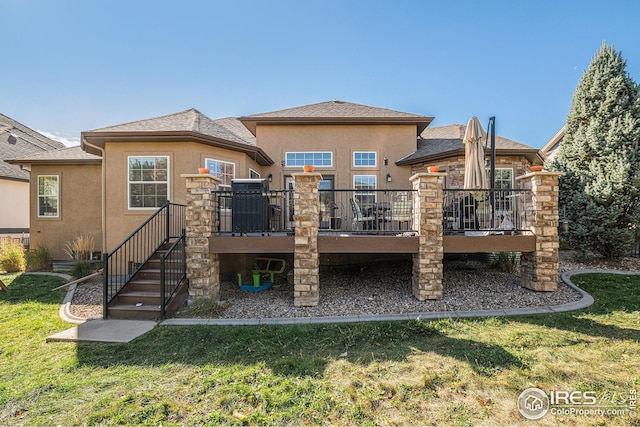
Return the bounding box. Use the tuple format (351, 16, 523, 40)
(69, 251, 640, 320)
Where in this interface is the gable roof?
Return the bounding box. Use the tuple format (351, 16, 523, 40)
(83, 109, 271, 165)
(397, 124, 543, 166)
(0, 113, 65, 181)
(541, 126, 565, 163)
(239, 100, 434, 135)
(91, 108, 255, 146)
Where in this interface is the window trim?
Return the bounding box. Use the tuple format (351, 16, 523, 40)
(353, 151, 377, 168)
(284, 151, 333, 168)
(127, 155, 170, 210)
(205, 158, 236, 190)
(37, 174, 59, 218)
(249, 168, 261, 179)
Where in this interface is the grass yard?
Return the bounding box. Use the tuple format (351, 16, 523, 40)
(0, 272, 638, 426)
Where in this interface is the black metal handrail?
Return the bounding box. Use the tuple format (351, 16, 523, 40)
(103, 201, 186, 317)
(160, 230, 186, 318)
(442, 188, 531, 233)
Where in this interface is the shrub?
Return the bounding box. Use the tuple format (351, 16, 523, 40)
(71, 260, 93, 279)
(491, 252, 519, 273)
(25, 246, 51, 272)
(0, 241, 26, 273)
(64, 235, 96, 261)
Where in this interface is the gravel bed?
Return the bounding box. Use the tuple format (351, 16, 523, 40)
(68, 251, 640, 320)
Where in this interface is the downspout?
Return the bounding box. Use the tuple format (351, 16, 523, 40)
(81, 136, 107, 254)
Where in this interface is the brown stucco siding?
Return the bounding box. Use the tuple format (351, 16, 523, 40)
(256, 124, 416, 189)
(103, 140, 262, 251)
(29, 164, 102, 260)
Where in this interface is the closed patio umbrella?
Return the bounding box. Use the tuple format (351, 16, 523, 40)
(463, 116, 488, 189)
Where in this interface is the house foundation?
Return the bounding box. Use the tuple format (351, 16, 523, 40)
(182, 174, 221, 301)
(517, 171, 562, 291)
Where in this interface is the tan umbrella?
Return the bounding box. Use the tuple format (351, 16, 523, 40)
(463, 116, 488, 189)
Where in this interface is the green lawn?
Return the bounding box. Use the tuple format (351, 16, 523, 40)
(0, 272, 638, 426)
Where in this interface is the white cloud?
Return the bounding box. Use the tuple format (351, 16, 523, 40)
(37, 130, 81, 147)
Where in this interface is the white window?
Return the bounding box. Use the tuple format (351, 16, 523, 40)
(205, 158, 235, 191)
(128, 156, 169, 209)
(353, 175, 377, 210)
(491, 168, 514, 211)
(285, 152, 333, 167)
(249, 168, 261, 179)
(353, 151, 377, 167)
(37, 175, 59, 217)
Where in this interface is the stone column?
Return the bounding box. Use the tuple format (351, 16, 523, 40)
(516, 171, 562, 291)
(182, 174, 221, 301)
(410, 172, 445, 300)
(292, 172, 322, 306)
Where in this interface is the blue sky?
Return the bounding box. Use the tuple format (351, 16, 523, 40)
(2, 0, 639, 148)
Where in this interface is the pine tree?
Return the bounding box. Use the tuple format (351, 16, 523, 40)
(554, 41, 640, 258)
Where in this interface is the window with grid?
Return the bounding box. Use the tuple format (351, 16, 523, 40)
(128, 156, 169, 209)
(206, 158, 236, 209)
(353, 151, 377, 167)
(353, 175, 377, 210)
(285, 152, 333, 167)
(37, 175, 59, 217)
(492, 168, 514, 211)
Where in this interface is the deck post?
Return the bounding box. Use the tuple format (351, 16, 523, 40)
(410, 172, 446, 300)
(182, 173, 221, 302)
(516, 171, 562, 291)
(292, 172, 322, 306)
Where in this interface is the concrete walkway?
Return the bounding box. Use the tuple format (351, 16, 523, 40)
(46, 269, 640, 343)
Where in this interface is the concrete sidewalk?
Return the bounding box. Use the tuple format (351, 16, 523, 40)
(46, 319, 157, 343)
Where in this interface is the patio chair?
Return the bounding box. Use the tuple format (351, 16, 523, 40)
(385, 196, 412, 230)
(350, 198, 375, 230)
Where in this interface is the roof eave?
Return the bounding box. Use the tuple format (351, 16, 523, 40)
(396, 148, 544, 166)
(81, 130, 274, 166)
(238, 116, 434, 136)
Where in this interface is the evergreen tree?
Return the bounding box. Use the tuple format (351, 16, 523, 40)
(553, 41, 640, 258)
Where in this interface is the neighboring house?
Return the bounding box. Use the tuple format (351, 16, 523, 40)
(10, 100, 544, 259)
(0, 113, 64, 237)
(541, 126, 565, 164)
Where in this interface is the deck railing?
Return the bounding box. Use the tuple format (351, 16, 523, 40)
(442, 188, 531, 234)
(213, 189, 292, 234)
(319, 189, 417, 234)
(211, 187, 531, 236)
(103, 201, 186, 317)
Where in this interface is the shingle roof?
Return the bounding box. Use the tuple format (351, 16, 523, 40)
(397, 124, 542, 165)
(240, 100, 434, 135)
(7, 146, 100, 164)
(245, 100, 430, 119)
(92, 109, 255, 146)
(0, 113, 65, 181)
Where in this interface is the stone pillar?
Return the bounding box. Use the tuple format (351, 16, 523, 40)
(516, 171, 562, 291)
(292, 172, 322, 306)
(182, 174, 221, 301)
(410, 172, 445, 300)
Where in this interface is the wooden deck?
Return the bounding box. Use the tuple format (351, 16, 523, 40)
(210, 232, 536, 254)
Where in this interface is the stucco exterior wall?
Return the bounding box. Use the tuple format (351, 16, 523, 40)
(0, 179, 29, 231)
(256, 124, 417, 190)
(103, 140, 261, 251)
(29, 164, 102, 260)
